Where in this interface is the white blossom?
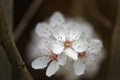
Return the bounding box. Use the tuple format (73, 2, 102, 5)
(35, 11, 90, 61)
(30, 11, 105, 78)
(35, 12, 83, 60)
(31, 39, 67, 77)
(73, 39, 103, 76)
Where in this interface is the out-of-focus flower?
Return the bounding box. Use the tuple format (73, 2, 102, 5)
(31, 39, 67, 77)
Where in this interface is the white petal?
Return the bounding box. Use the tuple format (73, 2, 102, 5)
(35, 23, 51, 38)
(72, 39, 87, 52)
(31, 56, 51, 69)
(64, 48, 78, 61)
(85, 59, 98, 77)
(37, 39, 50, 55)
(87, 39, 103, 53)
(73, 59, 86, 76)
(36, 47, 49, 56)
(49, 11, 65, 27)
(52, 26, 66, 42)
(46, 61, 60, 77)
(50, 40, 64, 54)
(66, 23, 83, 41)
(57, 53, 67, 66)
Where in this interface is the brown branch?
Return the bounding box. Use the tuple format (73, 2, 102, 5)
(14, 0, 43, 42)
(0, 1, 33, 80)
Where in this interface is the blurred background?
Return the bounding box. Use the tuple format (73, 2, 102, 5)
(0, 0, 120, 80)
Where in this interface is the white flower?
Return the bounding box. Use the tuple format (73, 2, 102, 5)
(53, 22, 89, 60)
(73, 39, 103, 76)
(32, 11, 104, 78)
(31, 39, 67, 77)
(35, 11, 89, 61)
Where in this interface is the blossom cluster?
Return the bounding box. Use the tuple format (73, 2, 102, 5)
(31, 11, 104, 77)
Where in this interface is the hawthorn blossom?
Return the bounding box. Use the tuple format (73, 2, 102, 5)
(31, 39, 67, 77)
(73, 39, 103, 76)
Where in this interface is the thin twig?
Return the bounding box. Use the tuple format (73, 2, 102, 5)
(0, 2, 33, 80)
(14, 0, 43, 42)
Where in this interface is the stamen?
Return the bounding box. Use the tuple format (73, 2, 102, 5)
(50, 54, 58, 61)
(64, 40, 72, 48)
(78, 52, 86, 58)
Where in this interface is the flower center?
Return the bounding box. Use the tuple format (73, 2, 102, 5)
(50, 54, 58, 61)
(64, 40, 72, 48)
(78, 52, 86, 58)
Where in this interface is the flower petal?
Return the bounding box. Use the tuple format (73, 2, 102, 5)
(52, 26, 66, 42)
(73, 59, 86, 76)
(31, 56, 50, 69)
(87, 39, 103, 53)
(49, 11, 65, 27)
(64, 48, 78, 61)
(50, 40, 64, 54)
(85, 59, 98, 77)
(46, 61, 60, 77)
(57, 53, 67, 66)
(72, 39, 87, 52)
(37, 39, 50, 55)
(66, 23, 82, 41)
(35, 23, 51, 38)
